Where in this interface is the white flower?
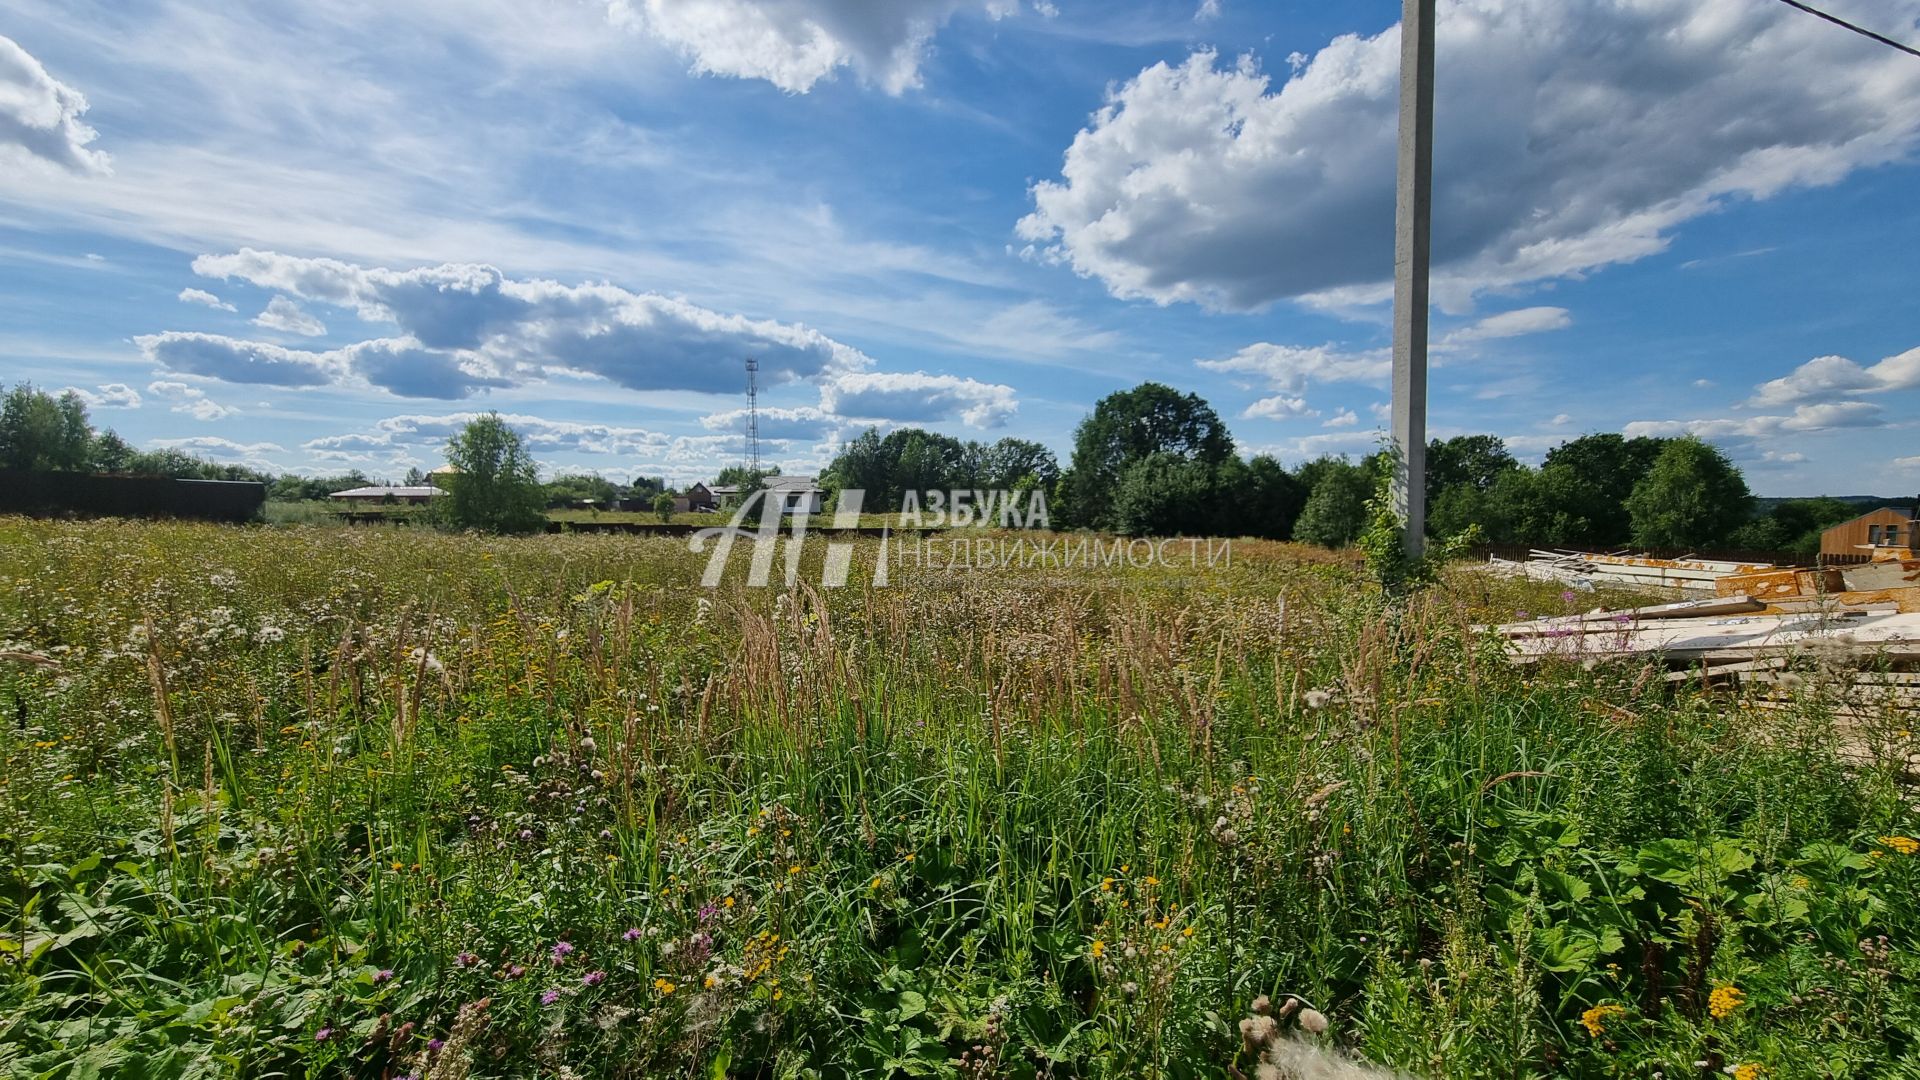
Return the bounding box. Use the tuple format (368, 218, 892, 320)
(1303, 689, 1333, 710)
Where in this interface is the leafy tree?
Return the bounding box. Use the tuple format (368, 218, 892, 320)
(441, 414, 546, 534)
(543, 473, 618, 508)
(0, 383, 95, 472)
(653, 492, 675, 522)
(1541, 433, 1671, 547)
(270, 472, 372, 501)
(89, 430, 134, 473)
(1230, 455, 1308, 540)
(403, 466, 427, 486)
(1111, 453, 1218, 537)
(1062, 383, 1232, 530)
(1426, 434, 1519, 501)
(979, 437, 1060, 494)
(1727, 496, 1860, 554)
(1293, 459, 1373, 547)
(1624, 437, 1753, 549)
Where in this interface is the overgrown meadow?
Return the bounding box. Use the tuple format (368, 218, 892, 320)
(1, 518, 1916, 1079)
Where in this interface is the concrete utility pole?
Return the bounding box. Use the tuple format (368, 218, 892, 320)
(1391, 0, 1435, 557)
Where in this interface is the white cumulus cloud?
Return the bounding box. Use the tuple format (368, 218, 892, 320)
(1442, 306, 1571, 345)
(64, 382, 142, 410)
(1746, 346, 1920, 408)
(1018, 1, 1920, 310)
(253, 296, 328, 337)
(0, 35, 110, 174)
(821, 370, 1017, 428)
(178, 288, 236, 312)
(188, 248, 870, 397)
(1624, 401, 1887, 440)
(605, 0, 1019, 94)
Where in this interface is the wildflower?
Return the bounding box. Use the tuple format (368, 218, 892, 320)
(1298, 1007, 1329, 1034)
(871, 877, 883, 890)
(722, 896, 735, 908)
(789, 864, 802, 875)
(541, 989, 561, 1005)
(504, 963, 527, 979)
(1100, 877, 1114, 892)
(1878, 835, 1919, 855)
(390, 861, 404, 872)
(314, 1026, 334, 1042)
(551, 941, 575, 963)
(1708, 985, 1744, 1020)
(622, 927, 643, 942)
(1144, 875, 1161, 887)
(1731, 1064, 1764, 1080)
(1304, 689, 1333, 709)
(373, 968, 395, 984)
(1182, 926, 1196, 939)
(1580, 1003, 1624, 1037)
(578, 736, 596, 754)
(1089, 940, 1106, 959)
(428, 1038, 445, 1051)
(653, 977, 677, 995)
(582, 971, 606, 987)
(454, 951, 479, 968)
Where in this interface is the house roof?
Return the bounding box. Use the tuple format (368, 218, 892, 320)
(1826, 505, 1917, 531)
(762, 475, 822, 492)
(329, 486, 446, 499)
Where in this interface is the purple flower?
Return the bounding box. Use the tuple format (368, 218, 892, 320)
(504, 963, 526, 979)
(1560, 590, 1577, 603)
(697, 902, 718, 922)
(582, 970, 606, 986)
(373, 968, 394, 984)
(1515, 610, 1530, 620)
(454, 951, 479, 968)
(315, 1027, 335, 1042)
(428, 1038, 445, 1052)
(622, 927, 643, 942)
(550, 941, 575, 963)
(518, 829, 534, 841)
(541, 988, 562, 1005)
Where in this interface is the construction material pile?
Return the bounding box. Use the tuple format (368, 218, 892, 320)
(1487, 554, 1920, 730)
(1487, 549, 1773, 594)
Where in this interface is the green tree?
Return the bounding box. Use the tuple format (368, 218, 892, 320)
(979, 437, 1060, 494)
(89, 429, 134, 473)
(652, 492, 675, 522)
(0, 383, 95, 472)
(441, 414, 546, 534)
(1230, 454, 1308, 540)
(1541, 433, 1671, 547)
(543, 473, 618, 508)
(1062, 383, 1232, 530)
(1426, 434, 1518, 501)
(1293, 459, 1372, 547)
(1624, 437, 1752, 549)
(1111, 453, 1218, 537)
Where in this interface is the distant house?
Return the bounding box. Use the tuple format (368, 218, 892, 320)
(1820, 504, 1918, 558)
(762, 475, 825, 516)
(682, 482, 717, 512)
(427, 464, 461, 488)
(329, 485, 446, 506)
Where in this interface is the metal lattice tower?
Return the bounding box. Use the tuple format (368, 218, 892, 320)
(744, 357, 761, 477)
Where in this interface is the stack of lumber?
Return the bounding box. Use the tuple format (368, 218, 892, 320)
(1487, 550, 1772, 594)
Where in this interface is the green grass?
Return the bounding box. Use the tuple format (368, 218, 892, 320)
(0, 517, 1914, 1078)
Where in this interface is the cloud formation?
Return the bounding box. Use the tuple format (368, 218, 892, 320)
(820, 370, 1018, 428)
(1746, 346, 1920, 408)
(64, 382, 142, 410)
(1018, 1, 1920, 310)
(699, 404, 842, 441)
(0, 35, 110, 174)
(604, 0, 1023, 94)
(1624, 401, 1887, 440)
(253, 296, 327, 337)
(137, 332, 340, 388)
(147, 380, 236, 421)
(308, 413, 672, 458)
(1442, 306, 1571, 345)
(187, 249, 870, 397)
(178, 288, 235, 312)
(1198, 342, 1390, 395)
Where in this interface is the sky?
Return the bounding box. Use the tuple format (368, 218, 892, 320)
(1, 0, 1918, 495)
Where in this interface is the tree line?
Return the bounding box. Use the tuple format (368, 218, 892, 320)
(5, 380, 1879, 550)
(824, 381, 1867, 553)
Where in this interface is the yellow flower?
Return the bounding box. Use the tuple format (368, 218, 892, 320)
(789, 864, 802, 875)
(722, 896, 734, 908)
(1144, 875, 1161, 887)
(1708, 985, 1744, 1020)
(903, 853, 915, 862)
(653, 977, 676, 995)
(1120, 864, 1130, 874)
(871, 876, 883, 889)
(1580, 1004, 1624, 1037)
(1182, 926, 1196, 939)
(1153, 917, 1168, 931)
(1878, 835, 1919, 855)
(390, 860, 403, 872)
(1733, 1065, 1764, 1080)
(1089, 940, 1105, 959)
(1100, 877, 1114, 892)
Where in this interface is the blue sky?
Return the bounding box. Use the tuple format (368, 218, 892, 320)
(2, 0, 1917, 494)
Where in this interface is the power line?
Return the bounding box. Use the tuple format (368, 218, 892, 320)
(1771, 0, 1920, 60)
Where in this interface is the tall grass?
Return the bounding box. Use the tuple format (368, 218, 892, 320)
(0, 517, 1913, 1078)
